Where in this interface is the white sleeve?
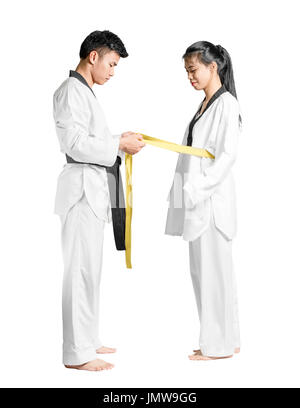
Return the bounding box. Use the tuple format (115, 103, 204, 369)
(117, 147, 125, 162)
(183, 96, 241, 208)
(53, 82, 121, 167)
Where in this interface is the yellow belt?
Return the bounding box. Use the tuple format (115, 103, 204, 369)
(124, 134, 215, 269)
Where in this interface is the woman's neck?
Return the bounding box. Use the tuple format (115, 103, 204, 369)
(203, 78, 223, 102)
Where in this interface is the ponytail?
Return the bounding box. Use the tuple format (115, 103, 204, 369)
(215, 45, 237, 99)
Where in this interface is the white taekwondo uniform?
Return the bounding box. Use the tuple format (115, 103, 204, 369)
(165, 85, 242, 357)
(53, 70, 124, 365)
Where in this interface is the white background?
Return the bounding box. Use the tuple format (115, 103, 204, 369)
(0, 0, 299, 388)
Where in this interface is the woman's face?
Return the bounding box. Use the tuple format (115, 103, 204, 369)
(184, 55, 213, 90)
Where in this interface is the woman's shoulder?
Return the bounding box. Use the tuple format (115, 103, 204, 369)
(220, 91, 239, 105)
(218, 91, 241, 116)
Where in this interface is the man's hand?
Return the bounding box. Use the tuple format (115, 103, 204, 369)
(119, 131, 146, 155)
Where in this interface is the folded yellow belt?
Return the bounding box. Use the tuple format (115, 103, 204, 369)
(124, 134, 215, 269)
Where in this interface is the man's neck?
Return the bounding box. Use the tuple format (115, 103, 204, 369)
(75, 62, 94, 88)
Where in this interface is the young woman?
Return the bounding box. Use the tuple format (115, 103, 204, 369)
(165, 41, 242, 360)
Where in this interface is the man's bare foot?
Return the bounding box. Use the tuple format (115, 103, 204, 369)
(96, 346, 116, 354)
(189, 350, 233, 361)
(65, 358, 114, 371)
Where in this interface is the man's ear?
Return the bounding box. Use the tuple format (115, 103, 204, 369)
(89, 50, 98, 65)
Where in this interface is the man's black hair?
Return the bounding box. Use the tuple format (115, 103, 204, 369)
(79, 30, 128, 59)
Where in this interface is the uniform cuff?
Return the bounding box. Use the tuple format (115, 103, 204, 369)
(118, 147, 125, 162)
(113, 133, 125, 162)
(183, 181, 197, 209)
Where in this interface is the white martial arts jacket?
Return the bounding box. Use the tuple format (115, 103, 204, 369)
(165, 90, 242, 241)
(53, 71, 124, 225)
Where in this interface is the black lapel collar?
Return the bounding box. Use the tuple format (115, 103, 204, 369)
(187, 84, 227, 146)
(197, 84, 227, 119)
(69, 70, 96, 97)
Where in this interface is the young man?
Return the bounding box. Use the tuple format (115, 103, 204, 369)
(53, 30, 145, 371)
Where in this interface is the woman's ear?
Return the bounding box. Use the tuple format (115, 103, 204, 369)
(210, 61, 218, 73)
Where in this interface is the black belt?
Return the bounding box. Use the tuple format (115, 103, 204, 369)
(65, 153, 126, 251)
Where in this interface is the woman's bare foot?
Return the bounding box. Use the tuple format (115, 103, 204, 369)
(193, 347, 240, 354)
(96, 346, 116, 354)
(65, 358, 114, 371)
(189, 349, 234, 361)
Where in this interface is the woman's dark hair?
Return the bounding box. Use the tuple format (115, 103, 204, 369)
(183, 41, 237, 99)
(79, 30, 128, 59)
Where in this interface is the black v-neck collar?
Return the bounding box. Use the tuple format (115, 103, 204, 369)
(69, 70, 96, 97)
(197, 84, 227, 119)
(186, 84, 227, 146)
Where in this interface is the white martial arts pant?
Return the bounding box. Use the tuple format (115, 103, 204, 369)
(59, 191, 105, 365)
(188, 206, 241, 357)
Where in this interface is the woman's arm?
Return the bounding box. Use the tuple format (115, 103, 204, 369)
(183, 96, 241, 208)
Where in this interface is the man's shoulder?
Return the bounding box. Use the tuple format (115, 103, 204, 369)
(53, 77, 68, 97)
(53, 77, 87, 99)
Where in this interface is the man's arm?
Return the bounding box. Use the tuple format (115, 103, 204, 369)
(54, 82, 122, 166)
(53, 83, 145, 165)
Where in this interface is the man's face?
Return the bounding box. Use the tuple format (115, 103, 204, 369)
(91, 50, 120, 85)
